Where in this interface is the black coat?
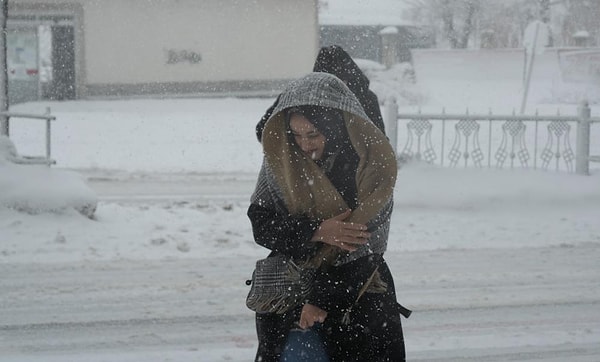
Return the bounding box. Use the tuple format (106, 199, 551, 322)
(248, 204, 405, 362)
(255, 45, 385, 142)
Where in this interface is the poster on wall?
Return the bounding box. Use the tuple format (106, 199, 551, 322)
(7, 28, 39, 81)
(7, 28, 42, 104)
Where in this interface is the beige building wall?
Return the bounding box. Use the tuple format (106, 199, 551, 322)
(10, 0, 319, 97)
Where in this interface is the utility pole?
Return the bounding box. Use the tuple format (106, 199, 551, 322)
(0, 0, 8, 136)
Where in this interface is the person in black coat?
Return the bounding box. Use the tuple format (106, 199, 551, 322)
(255, 45, 385, 142)
(247, 72, 409, 362)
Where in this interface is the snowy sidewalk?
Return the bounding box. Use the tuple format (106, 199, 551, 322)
(2, 245, 599, 361)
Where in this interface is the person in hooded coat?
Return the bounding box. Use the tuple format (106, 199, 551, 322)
(255, 45, 385, 142)
(247, 72, 409, 362)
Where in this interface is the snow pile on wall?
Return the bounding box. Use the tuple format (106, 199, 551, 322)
(410, 48, 600, 107)
(0, 136, 97, 218)
(356, 58, 426, 105)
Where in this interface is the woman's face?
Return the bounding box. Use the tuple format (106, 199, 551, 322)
(289, 113, 326, 160)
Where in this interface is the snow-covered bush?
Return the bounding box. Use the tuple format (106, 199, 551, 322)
(0, 135, 18, 164)
(0, 135, 97, 218)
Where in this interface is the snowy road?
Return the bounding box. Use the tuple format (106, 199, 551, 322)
(2, 243, 599, 361)
(82, 170, 257, 203)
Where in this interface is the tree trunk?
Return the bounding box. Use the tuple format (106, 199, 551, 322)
(539, 0, 550, 23)
(440, 0, 458, 48)
(458, 1, 477, 48)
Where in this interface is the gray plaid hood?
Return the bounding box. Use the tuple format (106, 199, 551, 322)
(268, 72, 369, 124)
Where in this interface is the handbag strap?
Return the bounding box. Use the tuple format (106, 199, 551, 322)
(341, 267, 379, 325)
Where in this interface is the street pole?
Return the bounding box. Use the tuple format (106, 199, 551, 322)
(520, 22, 539, 114)
(0, 0, 9, 136)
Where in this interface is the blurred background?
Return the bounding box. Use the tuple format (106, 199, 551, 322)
(2, 0, 597, 104)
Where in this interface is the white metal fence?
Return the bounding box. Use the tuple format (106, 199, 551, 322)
(383, 98, 600, 175)
(0, 107, 56, 165)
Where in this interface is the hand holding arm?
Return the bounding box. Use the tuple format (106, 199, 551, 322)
(311, 209, 370, 252)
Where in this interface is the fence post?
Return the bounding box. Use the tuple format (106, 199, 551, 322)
(384, 96, 398, 154)
(379, 26, 399, 69)
(45, 107, 52, 164)
(576, 100, 591, 175)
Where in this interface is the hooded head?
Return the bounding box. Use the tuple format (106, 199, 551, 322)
(261, 72, 374, 161)
(267, 72, 368, 123)
(312, 45, 370, 96)
(255, 45, 375, 143)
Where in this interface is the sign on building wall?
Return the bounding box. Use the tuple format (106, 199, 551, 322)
(7, 29, 38, 81)
(7, 28, 41, 104)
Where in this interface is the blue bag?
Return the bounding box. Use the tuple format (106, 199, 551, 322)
(280, 324, 329, 362)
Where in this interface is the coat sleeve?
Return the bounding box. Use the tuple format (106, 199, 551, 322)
(247, 203, 321, 260)
(306, 254, 384, 315)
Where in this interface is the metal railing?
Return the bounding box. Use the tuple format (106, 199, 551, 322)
(0, 107, 56, 166)
(383, 98, 600, 175)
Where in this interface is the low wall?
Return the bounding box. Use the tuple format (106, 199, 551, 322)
(410, 48, 600, 110)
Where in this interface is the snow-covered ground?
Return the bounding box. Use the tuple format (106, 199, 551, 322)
(1, 52, 600, 361)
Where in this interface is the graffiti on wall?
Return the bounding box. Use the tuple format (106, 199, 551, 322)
(166, 49, 202, 64)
